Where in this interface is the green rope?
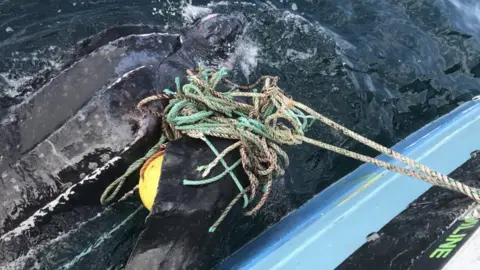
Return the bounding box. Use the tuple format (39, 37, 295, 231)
(101, 63, 480, 233)
(198, 136, 249, 208)
(100, 136, 167, 205)
(164, 89, 176, 95)
(183, 159, 242, 186)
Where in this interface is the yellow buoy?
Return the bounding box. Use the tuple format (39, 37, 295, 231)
(139, 151, 165, 211)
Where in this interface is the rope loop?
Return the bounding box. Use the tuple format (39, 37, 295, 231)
(101, 63, 480, 233)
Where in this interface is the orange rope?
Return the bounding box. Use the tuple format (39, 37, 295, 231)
(139, 147, 166, 181)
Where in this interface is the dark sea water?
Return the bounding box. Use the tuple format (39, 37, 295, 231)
(1, 0, 480, 269)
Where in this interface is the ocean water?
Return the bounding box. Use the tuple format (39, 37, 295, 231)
(1, 0, 480, 269)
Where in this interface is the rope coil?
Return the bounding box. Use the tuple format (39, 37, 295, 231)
(101, 64, 480, 232)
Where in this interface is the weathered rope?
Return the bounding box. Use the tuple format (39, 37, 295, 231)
(293, 104, 480, 201)
(139, 148, 166, 179)
(101, 64, 480, 233)
(100, 136, 167, 205)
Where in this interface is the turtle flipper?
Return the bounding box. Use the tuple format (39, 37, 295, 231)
(0, 33, 181, 235)
(62, 24, 168, 68)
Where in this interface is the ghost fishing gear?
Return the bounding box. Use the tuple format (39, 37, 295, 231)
(101, 64, 480, 233)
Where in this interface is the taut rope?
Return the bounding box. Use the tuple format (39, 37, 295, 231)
(101, 65, 480, 232)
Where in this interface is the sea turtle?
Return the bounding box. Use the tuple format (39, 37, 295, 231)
(0, 12, 247, 241)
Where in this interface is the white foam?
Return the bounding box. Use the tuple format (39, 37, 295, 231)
(0, 49, 64, 98)
(0, 47, 63, 99)
(447, 0, 480, 33)
(286, 48, 317, 60)
(0, 187, 139, 270)
(207, 1, 257, 7)
(224, 37, 260, 81)
(151, 0, 186, 17)
(0, 72, 33, 96)
(181, 3, 212, 23)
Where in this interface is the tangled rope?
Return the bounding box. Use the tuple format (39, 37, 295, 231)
(99, 137, 167, 205)
(101, 64, 480, 232)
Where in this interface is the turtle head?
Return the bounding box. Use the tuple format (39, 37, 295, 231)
(191, 13, 247, 53)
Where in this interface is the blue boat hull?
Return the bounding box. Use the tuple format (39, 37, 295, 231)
(220, 98, 480, 270)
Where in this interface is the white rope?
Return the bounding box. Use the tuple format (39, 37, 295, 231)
(473, 95, 480, 101)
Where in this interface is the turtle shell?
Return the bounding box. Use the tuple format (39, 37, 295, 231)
(0, 25, 181, 237)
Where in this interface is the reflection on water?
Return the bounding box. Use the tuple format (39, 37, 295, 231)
(1, 0, 480, 269)
(444, 0, 480, 38)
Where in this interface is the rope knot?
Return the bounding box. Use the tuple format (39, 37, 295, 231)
(101, 63, 480, 234)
